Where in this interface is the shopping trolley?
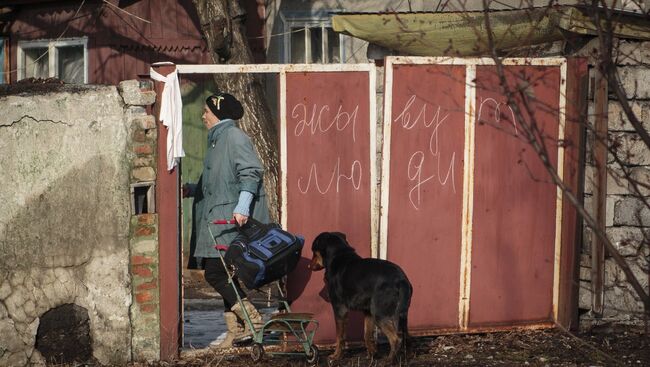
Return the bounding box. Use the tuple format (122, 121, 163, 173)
(208, 219, 319, 364)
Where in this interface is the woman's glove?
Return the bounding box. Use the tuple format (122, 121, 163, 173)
(233, 190, 254, 225)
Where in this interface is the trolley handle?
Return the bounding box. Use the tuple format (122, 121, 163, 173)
(213, 219, 237, 225)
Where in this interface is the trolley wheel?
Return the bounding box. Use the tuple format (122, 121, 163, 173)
(251, 343, 264, 362)
(306, 344, 319, 365)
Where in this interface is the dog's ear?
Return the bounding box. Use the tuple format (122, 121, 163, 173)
(311, 232, 330, 252)
(330, 232, 349, 246)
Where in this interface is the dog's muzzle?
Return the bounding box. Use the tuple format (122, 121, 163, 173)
(308, 252, 324, 271)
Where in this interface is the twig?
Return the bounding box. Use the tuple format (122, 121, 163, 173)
(554, 322, 623, 366)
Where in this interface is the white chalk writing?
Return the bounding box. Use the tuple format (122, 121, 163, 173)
(477, 97, 519, 135)
(297, 157, 362, 195)
(292, 103, 359, 142)
(394, 95, 457, 210)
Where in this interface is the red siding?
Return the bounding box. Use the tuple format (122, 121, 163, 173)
(6, 0, 258, 84)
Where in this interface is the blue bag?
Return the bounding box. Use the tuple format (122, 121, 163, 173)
(224, 219, 304, 289)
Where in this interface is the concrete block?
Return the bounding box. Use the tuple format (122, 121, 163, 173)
(607, 167, 631, 195)
(127, 106, 148, 116)
(615, 41, 650, 66)
(607, 226, 650, 257)
(118, 80, 156, 106)
(132, 167, 156, 182)
(608, 100, 650, 132)
(579, 263, 591, 281)
(583, 195, 593, 219)
(133, 115, 156, 130)
(602, 285, 643, 318)
(618, 66, 650, 99)
(582, 225, 593, 254)
(133, 155, 154, 167)
(630, 166, 650, 196)
(583, 165, 594, 195)
(606, 195, 617, 227)
(132, 239, 157, 254)
(614, 197, 650, 226)
(604, 258, 623, 287)
(578, 280, 592, 310)
(584, 130, 595, 166)
(609, 132, 650, 166)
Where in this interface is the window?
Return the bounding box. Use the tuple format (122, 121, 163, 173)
(0, 38, 6, 84)
(281, 12, 343, 64)
(17, 38, 87, 83)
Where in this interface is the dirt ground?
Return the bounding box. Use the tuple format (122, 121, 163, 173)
(174, 271, 649, 367)
(148, 324, 648, 367)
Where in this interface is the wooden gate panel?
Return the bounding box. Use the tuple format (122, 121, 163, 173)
(385, 64, 466, 331)
(468, 66, 561, 326)
(284, 71, 373, 344)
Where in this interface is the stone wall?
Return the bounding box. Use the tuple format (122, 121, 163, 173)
(579, 40, 650, 324)
(0, 80, 160, 365)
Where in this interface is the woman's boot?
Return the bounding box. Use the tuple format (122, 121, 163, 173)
(231, 299, 264, 342)
(209, 311, 244, 348)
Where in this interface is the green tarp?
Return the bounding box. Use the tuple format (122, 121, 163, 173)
(332, 6, 650, 56)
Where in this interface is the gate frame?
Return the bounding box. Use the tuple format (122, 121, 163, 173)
(155, 59, 583, 356)
(161, 62, 378, 351)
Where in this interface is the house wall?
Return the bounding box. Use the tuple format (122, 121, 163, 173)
(265, 0, 425, 64)
(0, 81, 160, 365)
(7, 0, 212, 85)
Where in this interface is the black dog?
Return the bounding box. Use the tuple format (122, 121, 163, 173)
(309, 232, 412, 363)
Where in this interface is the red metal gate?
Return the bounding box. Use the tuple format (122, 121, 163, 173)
(381, 57, 586, 334)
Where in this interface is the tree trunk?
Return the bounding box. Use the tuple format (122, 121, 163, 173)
(193, 0, 280, 222)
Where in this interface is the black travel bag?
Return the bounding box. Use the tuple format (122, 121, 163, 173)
(223, 218, 304, 289)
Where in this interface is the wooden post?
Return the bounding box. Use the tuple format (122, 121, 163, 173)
(591, 66, 608, 316)
(151, 63, 181, 360)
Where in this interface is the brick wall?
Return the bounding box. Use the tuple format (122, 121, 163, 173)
(118, 80, 162, 360)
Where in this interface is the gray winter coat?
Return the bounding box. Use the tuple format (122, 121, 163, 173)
(189, 119, 271, 262)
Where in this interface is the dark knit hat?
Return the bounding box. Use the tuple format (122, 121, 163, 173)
(205, 93, 244, 120)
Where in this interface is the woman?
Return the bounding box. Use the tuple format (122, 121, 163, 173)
(184, 92, 271, 348)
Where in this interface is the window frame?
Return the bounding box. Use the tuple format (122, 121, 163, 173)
(17, 37, 88, 83)
(0, 37, 6, 84)
(280, 11, 344, 64)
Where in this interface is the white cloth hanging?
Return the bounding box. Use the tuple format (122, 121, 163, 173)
(150, 67, 185, 171)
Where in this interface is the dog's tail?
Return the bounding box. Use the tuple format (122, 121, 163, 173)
(398, 278, 412, 352)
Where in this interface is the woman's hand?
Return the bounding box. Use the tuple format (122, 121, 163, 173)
(233, 213, 249, 226)
(182, 183, 196, 198)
